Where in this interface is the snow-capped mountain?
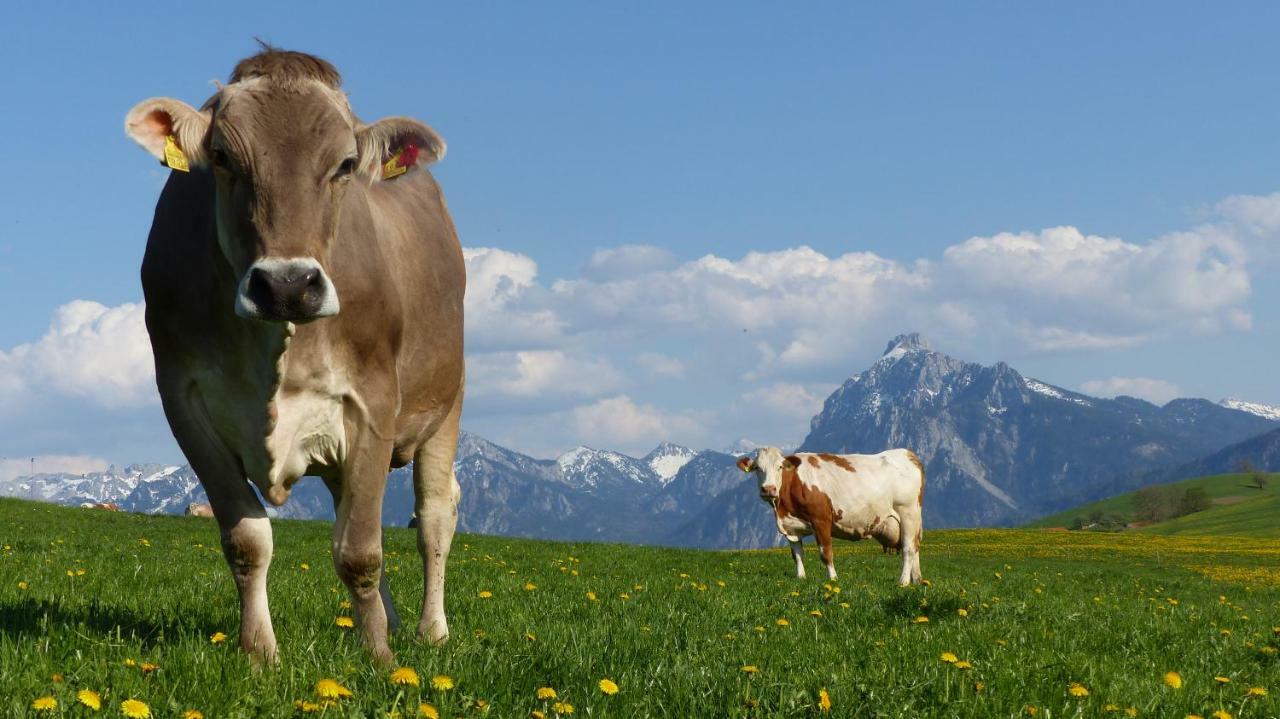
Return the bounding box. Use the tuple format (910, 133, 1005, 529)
(0, 464, 196, 511)
(1220, 398, 1280, 422)
(642, 442, 697, 484)
(800, 333, 1278, 526)
(555, 446, 660, 493)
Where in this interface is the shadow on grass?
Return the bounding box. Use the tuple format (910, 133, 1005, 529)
(0, 596, 225, 650)
(879, 586, 966, 620)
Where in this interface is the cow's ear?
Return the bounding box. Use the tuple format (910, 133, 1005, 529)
(736, 456, 756, 473)
(125, 98, 210, 167)
(784, 455, 802, 469)
(356, 116, 446, 181)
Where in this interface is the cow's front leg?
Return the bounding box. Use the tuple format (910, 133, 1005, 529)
(413, 391, 462, 643)
(209, 481, 278, 663)
(331, 440, 395, 665)
(788, 539, 806, 579)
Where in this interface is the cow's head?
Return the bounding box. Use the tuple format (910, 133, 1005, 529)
(124, 48, 445, 323)
(737, 447, 799, 503)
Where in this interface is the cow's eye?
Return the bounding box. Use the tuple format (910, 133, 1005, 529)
(212, 148, 230, 169)
(334, 157, 357, 180)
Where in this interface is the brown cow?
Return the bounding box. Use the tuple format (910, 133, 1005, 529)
(124, 47, 465, 664)
(738, 447, 924, 585)
(185, 503, 214, 518)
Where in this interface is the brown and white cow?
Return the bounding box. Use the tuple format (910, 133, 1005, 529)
(185, 503, 215, 518)
(125, 48, 465, 664)
(737, 447, 924, 585)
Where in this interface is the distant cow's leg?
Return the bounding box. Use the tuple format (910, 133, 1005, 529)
(413, 391, 462, 643)
(159, 391, 277, 663)
(789, 539, 806, 579)
(814, 524, 838, 580)
(897, 510, 923, 586)
(332, 439, 395, 664)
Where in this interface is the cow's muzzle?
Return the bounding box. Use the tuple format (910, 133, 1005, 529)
(235, 258, 340, 322)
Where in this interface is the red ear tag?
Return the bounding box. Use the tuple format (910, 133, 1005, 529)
(398, 143, 420, 168)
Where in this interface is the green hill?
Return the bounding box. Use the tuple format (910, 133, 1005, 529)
(1, 497, 1277, 717)
(1028, 472, 1280, 538)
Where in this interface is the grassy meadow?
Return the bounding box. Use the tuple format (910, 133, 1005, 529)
(1029, 473, 1280, 539)
(1, 497, 1277, 718)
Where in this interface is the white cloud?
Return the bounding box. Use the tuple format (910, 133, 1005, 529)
(636, 352, 685, 379)
(1080, 377, 1182, 405)
(467, 350, 621, 400)
(582, 244, 677, 280)
(567, 395, 701, 455)
(740, 383, 828, 420)
(0, 301, 155, 409)
(0, 454, 109, 484)
(463, 247, 563, 350)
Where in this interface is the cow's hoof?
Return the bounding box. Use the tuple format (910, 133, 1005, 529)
(418, 621, 450, 645)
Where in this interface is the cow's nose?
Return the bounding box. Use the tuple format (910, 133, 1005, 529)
(236, 258, 340, 322)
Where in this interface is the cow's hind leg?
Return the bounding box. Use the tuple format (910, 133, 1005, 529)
(331, 437, 395, 665)
(413, 391, 462, 644)
(897, 509, 924, 586)
(788, 538, 806, 579)
(161, 392, 277, 663)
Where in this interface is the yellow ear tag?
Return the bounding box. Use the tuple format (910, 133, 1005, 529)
(382, 148, 408, 180)
(163, 135, 189, 172)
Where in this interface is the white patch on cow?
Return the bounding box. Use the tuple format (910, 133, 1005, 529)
(262, 387, 347, 504)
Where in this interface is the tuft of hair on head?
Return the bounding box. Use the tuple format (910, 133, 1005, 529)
(229, 41, 342, 89)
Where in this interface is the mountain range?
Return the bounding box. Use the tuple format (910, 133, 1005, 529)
(3, 333, 1277, 548)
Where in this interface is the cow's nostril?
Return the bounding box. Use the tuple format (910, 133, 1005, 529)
(301, 268, 321, 288)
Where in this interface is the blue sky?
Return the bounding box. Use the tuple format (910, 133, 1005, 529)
(2, 3, 1279, 473)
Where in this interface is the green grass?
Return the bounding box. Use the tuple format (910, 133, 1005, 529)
(1, 498, 1277, 718)
(1029, 473, 1280, 537)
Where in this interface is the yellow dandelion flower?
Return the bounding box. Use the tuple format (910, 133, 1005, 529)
(741, 665, 760, 674)
(818, 688, 832, 713)
(954, 660, 973, 670)
(123, 658, 136, 667)
(32, 696, 57, 711)
(619, 593, 631, 600)
(586, 591, 597, 601)
(18, 581, 28, 590)
(1186, 715, 1204, 719)
(339, 599, 351, 609)
(140, 662, 158, 674)
(1025, 707, 1038, 716)
(210, 631, 227, 644)
(957, 608, 968, 617)
(839, 602, 850, 608)
(1125, 709, 1137, 718)
(975, 681, 986, 693)
(478, 590, 492, 599)
(1069, 683, 1089, 697)
(1220, 629, 1232, 636)
(1164, 671, 1183, 689)
(1211, 712, 1232, 719)
(810, 610, 823, 617)
(552, 701, 574, 714)
(1215, 676, 1230, 684)
(1247, 687, 1267, 697)
(940, 652, 958, 663)
(77, 689, 102, 710)
(531, 711, 546, 719)
(120, 699, 151, 718)
(524, 631, 537, 641)
(914, 616, 929, 623)
(182, 711, 204, 719)
(537, 687, 558, 700)
(598, 678, 619, 695)
(335, 616, 355, 628)
(51, 673, 63, 683)
(300, 563, 310, 570)
(295, 701, 321, 714)
(315, 678, 353, 699)
(474, 699, 489, 710)
(523, 582, 537, 591)
(390, 667, 420, 687)
(776, 618, 790, 627)
(431, 675, 454, 691)
(418, 704, 439, 719)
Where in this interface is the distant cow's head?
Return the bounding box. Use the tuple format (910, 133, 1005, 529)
(124, 48, 446, 323)
(737, 447, 799, 503)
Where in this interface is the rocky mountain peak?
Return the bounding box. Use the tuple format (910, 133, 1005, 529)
(882, 332, 932, 358)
